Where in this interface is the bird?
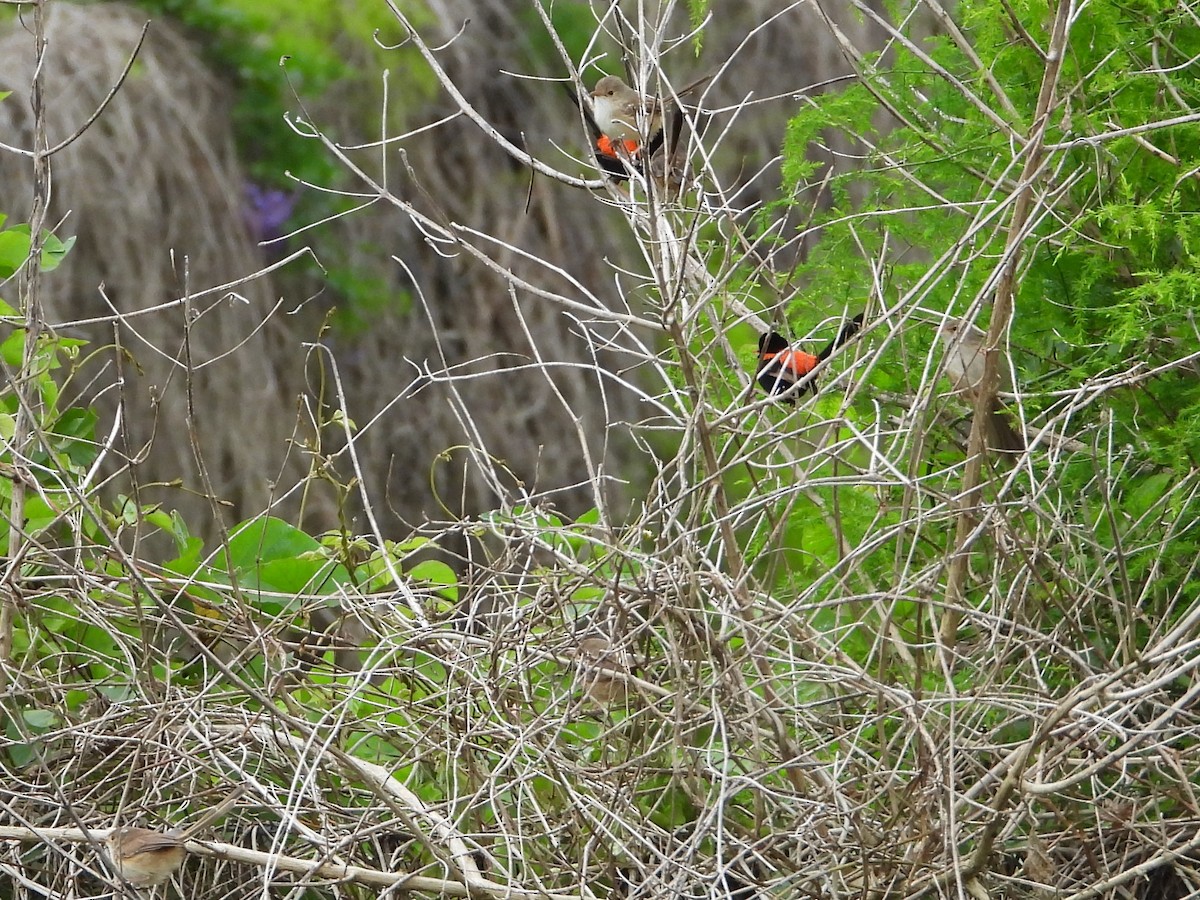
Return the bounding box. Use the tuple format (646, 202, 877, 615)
(105, 788, 245, 887)
(574, 635, 632, 709)
(570, 74, 711, 193)
(566, 75, 666, 183)
(936, 317, 1025, 454)
(106, 827, 189, 887)
(756, 314, 864, 403)
(589, 75, 663, 146)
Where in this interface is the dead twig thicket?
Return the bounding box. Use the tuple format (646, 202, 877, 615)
(310, 2, 1200, 899)
(0, 2, 331, 538)
(4, 1, 1200, 900)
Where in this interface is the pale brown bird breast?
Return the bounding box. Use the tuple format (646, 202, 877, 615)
(106, 828, 187, 886)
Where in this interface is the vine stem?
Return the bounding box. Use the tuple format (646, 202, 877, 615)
(930, 0, 1076, 893)
(940, 0, 1074, 652)
(2, 0, 50, 678)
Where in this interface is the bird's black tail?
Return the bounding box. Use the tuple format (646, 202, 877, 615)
(816, 313, 865, 362)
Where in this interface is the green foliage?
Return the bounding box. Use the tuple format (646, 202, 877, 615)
(222, 516, 351, 607)
(131, 0, 433, 186)
(0, 226, 95, 551)
(519, 1, 600, 72)
(114, 0, 437, 333)
(0, 217, 76, 279)
(686, 0, 707, 53)
(765, 0, 1200, 682)
(326, 262, 411, 335)
(7, 0, 1200, 884)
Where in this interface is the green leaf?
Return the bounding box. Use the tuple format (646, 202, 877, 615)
(49, 408, 99, 468)
(0, 225, 73, 277)
(22, 495, 58, 538)
(143, 507, 176, 533)
(22, 709, 57, 731)
(0, 227, 31, 279)
(39, 233, 75, 272)
(170, 539, 205, 577)
(1126, 472, 1173, 518)
(409, 559, 458, 601)
(227, 516, 319, 570)
(223, 516, 351, 609)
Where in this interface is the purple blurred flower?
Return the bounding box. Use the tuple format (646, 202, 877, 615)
(243, 181, 297, 247)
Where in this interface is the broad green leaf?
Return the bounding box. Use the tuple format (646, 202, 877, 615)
(409, 559, 458, 601)
(0, 224, 75, 276)
(39, 233, 75, 272)
(22, 709, 57, 730)
(0, 228, 31, 279)
(224, 516, 351, 609)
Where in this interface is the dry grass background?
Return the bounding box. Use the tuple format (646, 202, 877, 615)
(3, 3, 1199, 900)
(0, 2, 321, 531)
(0, 0, 879, 536)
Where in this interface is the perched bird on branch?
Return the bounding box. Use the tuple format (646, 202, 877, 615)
(574, 635, 632, 709)
(565, 75, 663, 182)
(936, 317, 1025, 455)
(105, 788, 246, 886)
(756, 313, 864, 403)
(570, 75, 704, 194)
(590, 75, 664, 146)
